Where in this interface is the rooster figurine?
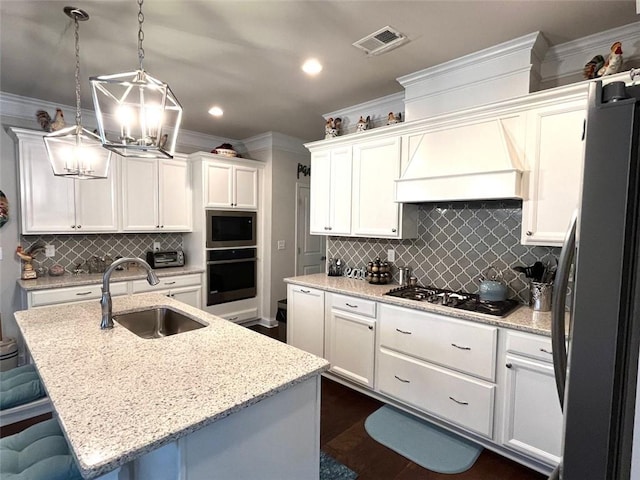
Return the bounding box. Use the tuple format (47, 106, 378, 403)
(16, 246, 37, 279)
(583, 55, 605, 80)
(597, 42, 623, 77)
(36, 108, 65, 132)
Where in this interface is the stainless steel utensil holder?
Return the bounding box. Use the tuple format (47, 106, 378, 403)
(530, 281, 553, 312)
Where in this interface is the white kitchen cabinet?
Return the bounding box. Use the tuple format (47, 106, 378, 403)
(205, 161, 258, 210)
(286, 284, 325, 357)
(12, 128, 118, 234)
(325, 293, 376, 388)
(522, 96, 587, 246)
(131, 273, 202, 309)
(122, 155, 192, 232)
(377, 303, 498, 439)
(352, 137, 418, 238)
(309, 147, 352, 235)
(501, 331, 563, 466)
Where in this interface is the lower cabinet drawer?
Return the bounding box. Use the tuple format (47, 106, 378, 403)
(132, 274, 201, 293)
(30, 282, 128, 307)
(377, 348, 495, 438)
(379, 304, 498, 381)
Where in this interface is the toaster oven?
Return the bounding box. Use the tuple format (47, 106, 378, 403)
(146, 250, 185, 269)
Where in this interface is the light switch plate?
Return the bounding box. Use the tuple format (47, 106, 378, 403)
(277, 240, 286, 250)
(387, 249, 395, 262)
(45, 244, 55, 257)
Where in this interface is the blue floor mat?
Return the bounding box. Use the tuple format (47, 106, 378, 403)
(320, 450, 357, 480)
(364, 405, 483, 474)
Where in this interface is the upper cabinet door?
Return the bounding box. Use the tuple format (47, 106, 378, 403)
(522, 97, 587, 246)
(74, 157, 119, 232)
(233, 165, 258, 210)
(18, 138, 75, 233)
(159, 156, 192, 231)
(309, 150, 332, 234)
(352, 137, 402, 237)
(121, 157, 159, 231)
(328, 147, 353, 235)
(205, 163, 234, 208)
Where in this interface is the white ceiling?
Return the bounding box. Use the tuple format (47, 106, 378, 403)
(1, 1, 638, 143)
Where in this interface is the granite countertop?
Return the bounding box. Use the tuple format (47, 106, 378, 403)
(15, 294, 329, 479)
(284, 273, 554, 336)
(17, 266, 205, 291)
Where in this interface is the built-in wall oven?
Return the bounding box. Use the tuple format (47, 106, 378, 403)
(206, 247, 257, 306)
(206, 210, 256, 249)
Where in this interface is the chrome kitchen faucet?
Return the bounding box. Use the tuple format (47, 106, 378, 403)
(100, 257, 159, 329)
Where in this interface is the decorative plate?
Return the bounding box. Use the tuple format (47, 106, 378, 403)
(214, 148, 238, 157)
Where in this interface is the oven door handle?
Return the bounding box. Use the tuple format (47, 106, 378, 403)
(207, 258, 257, 265)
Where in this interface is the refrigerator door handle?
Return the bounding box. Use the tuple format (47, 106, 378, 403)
(551, 210, 578, 409)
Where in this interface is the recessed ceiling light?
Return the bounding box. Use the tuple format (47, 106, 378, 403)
(208, 106, 223, 117)
(302, 58, 322, 75)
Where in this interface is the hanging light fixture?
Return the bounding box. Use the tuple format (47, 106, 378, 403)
(90, 0, 182, 158)
(44, 6, 111, 179)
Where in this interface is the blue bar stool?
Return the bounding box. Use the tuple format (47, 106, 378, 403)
(1, 364, 46, 410)
(0, 417, 82, 479)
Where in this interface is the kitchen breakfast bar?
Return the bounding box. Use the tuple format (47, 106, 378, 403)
(14, 294, 329, 480)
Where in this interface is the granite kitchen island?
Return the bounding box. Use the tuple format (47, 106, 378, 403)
(14, 294, 329, 480)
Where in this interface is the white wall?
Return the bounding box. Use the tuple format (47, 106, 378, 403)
(244, 133, 310, 322)
(0, 115, 32, 352)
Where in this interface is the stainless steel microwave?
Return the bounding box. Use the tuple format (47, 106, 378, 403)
(206, 210, 256, 248)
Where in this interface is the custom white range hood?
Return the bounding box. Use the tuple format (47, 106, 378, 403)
(394, 116, 524, 203)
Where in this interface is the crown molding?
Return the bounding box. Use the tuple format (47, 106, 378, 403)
(0, 91, 237, 154)
(541, 21, 640, 84)
(242, 131, 309, 156)
(397, 32, 546, 87)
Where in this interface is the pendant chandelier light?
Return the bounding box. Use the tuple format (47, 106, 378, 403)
(44, 7, 111, 179)
(90, 0, 182, 158)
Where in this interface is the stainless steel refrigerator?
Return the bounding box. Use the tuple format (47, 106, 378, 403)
(550, 80, 640, 479)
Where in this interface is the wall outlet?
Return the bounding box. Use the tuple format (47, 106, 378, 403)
(45, 244, 55, 257)
(153, 242, 161, 252)
(387, 249, 395, 262)
(277, 240, 286, 250)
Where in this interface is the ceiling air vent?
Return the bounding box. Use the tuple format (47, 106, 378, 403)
(353, 26, 408, 56)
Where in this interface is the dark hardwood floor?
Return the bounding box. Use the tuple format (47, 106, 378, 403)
(248, 323, 547, 480)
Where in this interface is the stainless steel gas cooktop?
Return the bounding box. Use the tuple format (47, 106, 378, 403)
(384, 285, 520, 317)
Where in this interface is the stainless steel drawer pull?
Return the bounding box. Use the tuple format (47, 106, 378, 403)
(228, 316, 238, 321)
(300, 289, 311, 293)
(539, 348, 553, 355)
(451, 343, 471, 351)
(75, 291, 93, 296)
(395, 328, 412, 335)
(449, 396, 469, 406)
(164, 281, 176, 285)
(345, 303, 358, 308)
(394, 375, 410, 383)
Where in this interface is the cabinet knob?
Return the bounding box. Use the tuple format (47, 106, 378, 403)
(506, 363, 513, 369)
(71, 225, 75, 229)
(76, 225, 81, 229)
(526, 231, 532, 236)
(160, 225, 164, 228)
(391, 228, 397, 233)
(368, 325, 373, 330)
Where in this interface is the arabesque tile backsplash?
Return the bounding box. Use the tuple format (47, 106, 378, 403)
(21, 233, 182, 274)
(327, 200, 561, 304)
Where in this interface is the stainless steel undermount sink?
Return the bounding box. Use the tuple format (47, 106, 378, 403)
(113, 307, 206, 339)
